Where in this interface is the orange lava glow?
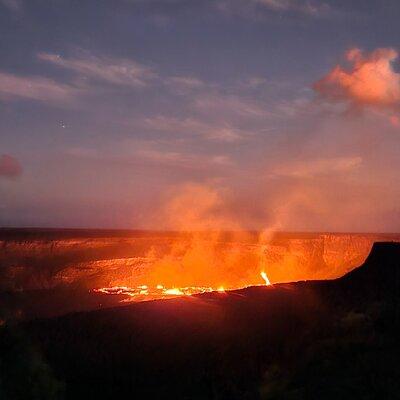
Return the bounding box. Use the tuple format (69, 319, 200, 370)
(86, 232, 395, 304)
(94, 270, 271, 301)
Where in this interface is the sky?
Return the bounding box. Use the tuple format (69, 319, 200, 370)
(0, 0, 399, 232)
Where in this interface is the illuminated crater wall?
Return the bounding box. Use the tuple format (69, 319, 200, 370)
(1, 231, 399, 300)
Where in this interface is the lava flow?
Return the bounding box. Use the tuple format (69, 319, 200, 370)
(93, 271, 271, 302)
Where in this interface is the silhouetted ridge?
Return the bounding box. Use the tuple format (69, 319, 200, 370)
(347, 242, 399, 276)
(341, 242, 400, 297)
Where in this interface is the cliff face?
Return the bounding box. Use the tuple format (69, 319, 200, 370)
(0, 231, 399, 291)
(264, 234, 382, 283)
(0, 235, 173, 290)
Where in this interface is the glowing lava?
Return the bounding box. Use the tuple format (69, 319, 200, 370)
(93, 270, 271, 302)
(93, 284, 215, 301)
(164, 288, 185, 296)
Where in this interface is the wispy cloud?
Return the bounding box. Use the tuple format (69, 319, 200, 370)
(64, 139, 233, 172)
(165, 76, 206, 91)
(143, 115, 244, 142)
(272, 156, 363, 178)
(194, 93, 266, 117)
(125, 137, 234, 171)
(136, 147, 233, 169)
(217, 0, 332, 18)
(0, 49, 215, 109)
(254, 0, 331, 16)
(38, 51, 157, 88)
(0, 71, 78, 103)
(38, 51, 209, 95)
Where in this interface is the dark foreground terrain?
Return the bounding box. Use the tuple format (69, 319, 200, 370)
(1, 242, 399, 399)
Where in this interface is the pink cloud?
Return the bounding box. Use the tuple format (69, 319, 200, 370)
(0, 154, 22, 178)
(314, 47, 400, 108)
(0, 71, 77, 103)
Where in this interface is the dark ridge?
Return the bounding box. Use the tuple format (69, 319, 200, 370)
(346, 241, 400, 278)
(340, 242, 400, 295)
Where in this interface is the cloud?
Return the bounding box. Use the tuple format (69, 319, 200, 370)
(66, 138, 234, 173)
(165, 76, 206, 91)
(39, 51, 209, 95)
(38, 52, 157, 88)
(143, 115, 244, 142)
(217, 0, 331, 18)
(194, 93, 266, 117)
(314, 48, 400, 109)
(0, 71, 78, 103)
(0, 154, 22, 178)
(253, 0, 330, 16)
(0, 50, 157, 106)
(272, 156, 362, 178)
(136, 147, 233, 168)
(0, 50, 204, 107)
